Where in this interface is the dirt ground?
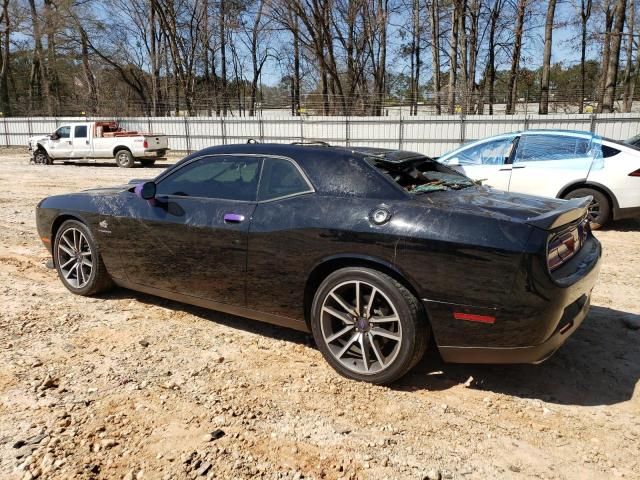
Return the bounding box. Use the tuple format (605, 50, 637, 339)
(0, 151, 638, 480)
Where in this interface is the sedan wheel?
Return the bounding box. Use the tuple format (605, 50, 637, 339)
(311, 267, 429, 384)
(54, 220, 113, 295)
(564, 187, 611, 229)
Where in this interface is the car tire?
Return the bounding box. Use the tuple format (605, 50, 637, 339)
(115, 149, 135, 168)
(564, 188, 611, 229)
(310, 267, 429, 384)
(139, 159, 156, 167)
(53, 219, 114, 296)
(34, 149, 52, 165)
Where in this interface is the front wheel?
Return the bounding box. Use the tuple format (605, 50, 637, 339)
(54, 220, 113, 295)
(310, 267, 429, 384)
(115, 149, 135, 168)
(33, 149, 52, 165)
(564, 188, 611, 229)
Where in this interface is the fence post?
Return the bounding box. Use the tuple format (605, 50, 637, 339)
(27, 117, 33, 137)
(345, 116, 350, 147)
(220, 115, 226, 145)
(398, 115, 404, 150)
(3, 116, 8, 147)
(258, 115, 264, 143)
(299, 114, 304, 142)
(523, 115, 529, 131)
(590, 114, 597, 133)
(459, 113, 466, 145)
(184, 116, 192, 153)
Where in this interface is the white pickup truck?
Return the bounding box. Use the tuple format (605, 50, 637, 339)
(28, 121, 169, 168)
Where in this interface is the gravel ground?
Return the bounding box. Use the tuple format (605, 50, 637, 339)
(0, 152, 639, 480)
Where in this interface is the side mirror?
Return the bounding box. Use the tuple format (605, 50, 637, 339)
(50, 134, 59, 141)
(135, 181, 156, 200)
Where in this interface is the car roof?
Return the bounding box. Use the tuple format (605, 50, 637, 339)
(438, 129, 597, 159)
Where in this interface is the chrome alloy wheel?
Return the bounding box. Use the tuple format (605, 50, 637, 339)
(320, 280, 403, 375)
(56, 228, 93, 289)
(587, 199, 600, 221)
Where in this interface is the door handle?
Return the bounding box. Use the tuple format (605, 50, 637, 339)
(512, 165, 526, 169)
(499, 167, 512, 171)
(224, 213, 245, 223)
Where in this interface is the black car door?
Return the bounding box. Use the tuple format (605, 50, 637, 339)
(121, 154, 262, 306)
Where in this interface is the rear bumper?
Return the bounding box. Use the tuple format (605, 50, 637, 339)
(438, 293, 591, 363)
(142, 148, 169, 157)
(427, 234, 601, 364)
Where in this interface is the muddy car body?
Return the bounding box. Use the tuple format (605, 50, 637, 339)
(36, 144, 602, 383)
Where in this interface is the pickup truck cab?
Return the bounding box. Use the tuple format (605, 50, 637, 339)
(28, 121, 169, 168)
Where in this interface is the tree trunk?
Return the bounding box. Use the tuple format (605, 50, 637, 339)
(487, 0, 501, 114)
(539, 0, 557, 114)
(601, 0, 627, 112)
(579, 0, 592, 113)
(447, 3, 458, 113)
(0, 0, 9, 116)
(597, 0, 614, 112)
(79, 26, 98, 115)
(43, 0, 60, 115)
(622, 0, 635, 111)
(293, 15, 301, 116)
(506, 0, 526, 114)
(429, 0, 441, 114)
(219, 0, 228, 116)
(457, 0, 468, 114)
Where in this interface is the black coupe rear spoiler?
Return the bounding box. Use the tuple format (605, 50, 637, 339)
(526, 196, 591, 230)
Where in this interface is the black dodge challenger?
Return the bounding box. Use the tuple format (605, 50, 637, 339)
(36, 143, 602, 384)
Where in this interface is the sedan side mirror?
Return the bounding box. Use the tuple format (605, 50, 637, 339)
(135, 181, 156, 200)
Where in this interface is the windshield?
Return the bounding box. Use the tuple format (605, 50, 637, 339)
(366, 155, 477, 194)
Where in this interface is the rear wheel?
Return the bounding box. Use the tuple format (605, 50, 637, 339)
(139, 159, 156, 167)
(54, 220, 113, 296)
(564, 187, 611, 229)
(310, 267, 429, 384)
(115, 149, 135, 168)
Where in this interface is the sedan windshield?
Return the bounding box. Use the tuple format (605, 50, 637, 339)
(366, 155, 476, 194)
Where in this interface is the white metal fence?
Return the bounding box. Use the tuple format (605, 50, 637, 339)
(4, 113, 640, 157)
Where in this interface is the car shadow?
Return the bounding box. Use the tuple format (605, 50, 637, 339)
(99, 288, 312, 345)
(99, 289, 638, 406)
(602, 218, 640, 232)
(59, 161, 174, 169)
(398, 306, 640, 407)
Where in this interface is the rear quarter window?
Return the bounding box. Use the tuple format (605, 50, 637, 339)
(299, 153, 406, 200)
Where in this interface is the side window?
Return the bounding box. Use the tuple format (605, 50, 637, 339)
(453, 138, 514, 166)
(515, 135, 591, 162)
(55, 126, 71, 139)
(258, 158, 311, 201)
(156, 156, 261, 201)
(74, 126, 88, 138)
(602, 145, 621, 158)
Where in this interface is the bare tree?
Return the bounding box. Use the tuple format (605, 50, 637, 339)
(578, 0, 592, 113)
(539, 0, 557, 114)
(506, 0, 527, 115)
(622, 0, 635, 111)
(429, 0, 442, 114)
(601, 0, 627, 112)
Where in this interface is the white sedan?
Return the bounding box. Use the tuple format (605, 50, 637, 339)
(437, 130, 640, 228)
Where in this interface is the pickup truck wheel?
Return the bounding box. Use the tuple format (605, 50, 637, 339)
(115, 150, 135, 168)
(34, 149, 52, 165)
(139, 159, 156, 167)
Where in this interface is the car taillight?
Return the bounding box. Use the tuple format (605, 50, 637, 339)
(629, 168, 640, 177)
(547, 220, 588, 271)
(143, 139, 149, 149)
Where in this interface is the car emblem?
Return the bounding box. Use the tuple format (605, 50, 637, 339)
(99, 220, 108, 229)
